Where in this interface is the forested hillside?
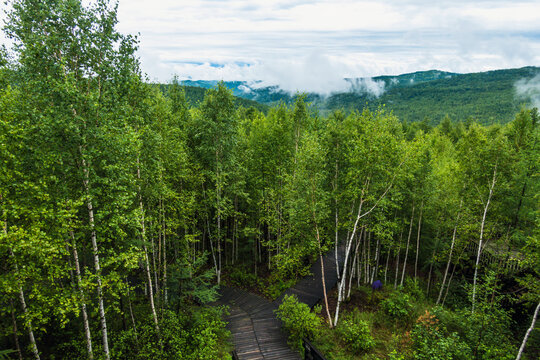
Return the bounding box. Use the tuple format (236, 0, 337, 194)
(185, 66, 540, 124)
(1, 1, 539, 360)
(157, 83, 270, 113)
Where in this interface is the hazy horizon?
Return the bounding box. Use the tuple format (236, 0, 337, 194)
(2, 0, 540, 93)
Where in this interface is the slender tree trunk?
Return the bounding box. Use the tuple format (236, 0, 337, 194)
(142, 227, 160, 334)
(334, 156, 340, 280)
(10, 299, 23, 360)
(335, 200, 340, 279)
(70, 230, 93, 359)
(359, 230, 365, 286)
(365, 232, 371, 284)
(516, 302, 540, 360)
(370, 235, 380, 283)
(136, 157, 160, 335)
(81, 158, 109, 360)
(437, 201, 462, 305)
(18, 282, 40, 360)
(162, 203, 167, 305)
(394, 228, 403, 289)
(334, 170, 398, 326)
(126, 280, 138, 341)
(414, 201, 423, 281)
(216, 155, 222, 285)
(205, 215, 219, 279)
(315, 225, 333, 327)
(356, 234, 361, 288)
(151, 229, 159, 306)
(401, 204, 415, 287)
(348, 229, 363, 299)
(472, 165, 497, 313)
(426, 248, 436, 296)
(384, 247, 391, 284)
(334, 195, 365, 326)
(8, 248, 40, 360)
(442, 251, 464, 306)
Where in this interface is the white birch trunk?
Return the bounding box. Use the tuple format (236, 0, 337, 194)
(81, 160, 110, 360)
(472, 166, 497, 313)
(370, 235, 380, 284)
(414, 201, 423, 281)
(334, 196, 365, 326)
(516, 302, 540, 360)
(333, 167, 399, 325)
(8, 248, 40, 360)
(126, 280, 138, 341)
(348, 230, 363, 299)
(394, 228, 403, 289)
(437, 201, 462, 305)
(384, 246, 391, 284)
(18, 283, 40, 360)
(9, 300, 23, 360)
(70, 230, 93, 359)
(401, 204, 415, 287)
(136, 157, 160, 334)
(163, 213, 167, 305)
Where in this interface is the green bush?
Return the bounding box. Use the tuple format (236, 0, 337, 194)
(410, 310, 472, 360)
(275, 294, 322, 352)
(381, 291, 414, 325)
(336, 309, 375, 353)
(403, 278, 424, 302)
(227, 267, 260, 288)
(111, 307, 231, 359)
(262, 274, 296, 299)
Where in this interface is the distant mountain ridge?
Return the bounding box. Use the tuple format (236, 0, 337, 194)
(180, 67, 540, 124)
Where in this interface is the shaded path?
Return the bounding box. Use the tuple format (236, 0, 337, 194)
(215, 247, 345, 359)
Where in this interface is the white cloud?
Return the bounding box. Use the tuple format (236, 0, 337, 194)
(515, 73, 540, 108)
(3, 0, 540, 92)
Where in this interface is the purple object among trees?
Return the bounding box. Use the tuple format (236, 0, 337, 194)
(372, 280, 382, 291)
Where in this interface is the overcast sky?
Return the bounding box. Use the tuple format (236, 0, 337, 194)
(4, 1, 540, 92)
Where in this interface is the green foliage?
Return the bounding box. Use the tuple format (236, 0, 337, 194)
(226, 267, 260, 288)
(168, 253, 219, 306)
(0, 350, 16, 360)
(111, 308, 231, 360)
(403, 278, 425, 302)
(381, 290, 415, 325)
(275, 294, 322, 352)
(336, 309, 375, 353)
(261, 274, 296, 300)
(410, 310, 472, 360)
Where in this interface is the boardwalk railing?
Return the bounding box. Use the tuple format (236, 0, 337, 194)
(303, 338, 327, 360)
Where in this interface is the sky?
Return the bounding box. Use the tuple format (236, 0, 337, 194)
(3, 0, 540, 93)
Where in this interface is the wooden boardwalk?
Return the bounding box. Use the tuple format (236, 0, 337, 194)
(215, 247, 344, 359)
(215, 287, 298, 359)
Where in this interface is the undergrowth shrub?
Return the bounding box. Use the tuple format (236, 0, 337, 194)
(336, 309, 375, 353)
(275, 294, 321, 352)
(410, 310, 471, 360)
(263, 274, 296, 300)
(381, 290, 414, 325)
(227, 267, 260, 288)
(111, 307, 231, 359)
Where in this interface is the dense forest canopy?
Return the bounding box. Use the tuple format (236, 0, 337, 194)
(0, 1, 539, 359)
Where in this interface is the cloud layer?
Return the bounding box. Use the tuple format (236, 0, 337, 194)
(3, 1, 540, 92)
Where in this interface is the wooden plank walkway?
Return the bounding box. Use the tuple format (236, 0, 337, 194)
(215, 247, 345, 359)
(215, 287, 298, 360)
